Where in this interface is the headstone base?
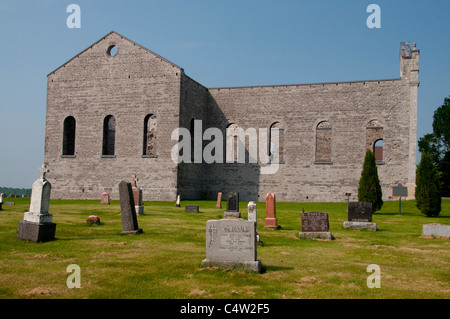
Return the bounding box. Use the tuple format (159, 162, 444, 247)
(135, 206, 144, 216)
(17, 221, 56, 242)
(201, 259, 262, 273)
(263, 218, 281, 230)
(298, 232, 334, 240)
(343, 221, 377, 231)
(224, 211, 241, 218)
(24, 212, 53, 224)
(121, 228, 143, 235)
(422, 224, 450, 238)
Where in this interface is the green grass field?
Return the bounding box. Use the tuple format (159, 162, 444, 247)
(0, 198, 448, 299)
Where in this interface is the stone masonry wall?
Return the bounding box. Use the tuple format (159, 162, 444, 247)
(205, 77, 415, 203)
(44, 32, 418, 203)
(45, 32, 182, 200)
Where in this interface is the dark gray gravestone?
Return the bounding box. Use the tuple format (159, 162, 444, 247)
(348, 202, 372, 222)
(119, 180, 143, 234)
(224, 192, 241, 218)
(344, 202, 377, 231)
(185, 205, 199, 213)
(227, 192, 239, 212)
(299, 211, 334, 240)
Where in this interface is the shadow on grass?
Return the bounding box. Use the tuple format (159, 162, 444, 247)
(262, 265, 295, 273)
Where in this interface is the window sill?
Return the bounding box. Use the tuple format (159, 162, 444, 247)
(376, 161, 385, 165)
(141, 155, 158, 158)
(101, 155, 116, 158)
(61, 155, 76, 158)
(314, 161, 333, 165)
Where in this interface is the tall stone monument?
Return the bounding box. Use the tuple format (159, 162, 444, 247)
(224, 192, 241, 218)
(264, 193, 280, 229)
(215, 192, 222, 209)
(118, 180, 143, 234)
(17, 164, 56, 242)
(131, 174, 144, 215)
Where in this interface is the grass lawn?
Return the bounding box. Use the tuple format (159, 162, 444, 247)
(0, 198, 448, 299)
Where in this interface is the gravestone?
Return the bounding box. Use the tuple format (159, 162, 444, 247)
(299, 211, 334, 240)
(248, 201, 261, 245)
(100, 192, 110, 205)
(215, 192, 222, 209)
(131, 175, 144, 215)
(175, 194, 181, 207)
(17, 164, 56, 242)
(201, 219, 262, 273)
(264, 193, 280, 229)
(422, 224, 450, 238)
(185, 205, 200, 213)
(224, 192, 241, 218)
(118, 180, 143, 234)
(86, 215, 101, 225)
(343, 202, 377, 231)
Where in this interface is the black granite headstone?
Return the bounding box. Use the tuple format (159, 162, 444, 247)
(226, 192, 239, 212)
(185, 205, 199, 213)
(119, 180, 142, 234)
(348, 202, 372, 222)
(301, 211, 330, 232)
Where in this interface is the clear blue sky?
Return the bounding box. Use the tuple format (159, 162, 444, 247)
(0, 0, 449, 188)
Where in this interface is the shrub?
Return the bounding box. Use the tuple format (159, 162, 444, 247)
(415, 152, 441, 217)
(358, 149, 383, 212)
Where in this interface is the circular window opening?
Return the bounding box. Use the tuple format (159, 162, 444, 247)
(107, 45, 118, 57)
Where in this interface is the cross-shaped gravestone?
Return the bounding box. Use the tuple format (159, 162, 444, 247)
(38, 164, 50, 180)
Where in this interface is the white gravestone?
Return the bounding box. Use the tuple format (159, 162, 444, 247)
(23, 164, 53, 224)
(17, 164, 56, 242)
(248, 201, 261, 244)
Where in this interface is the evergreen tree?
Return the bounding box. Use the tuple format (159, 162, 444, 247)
(415, 152, 441, 217)
(358, 149, 383, 212)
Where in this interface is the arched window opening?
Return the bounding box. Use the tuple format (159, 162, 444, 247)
(62, 116, 76, 156)
(315, 121, 332, 163)
(269, 122, 284, 163)
(374, 139, 383, 162)
(102, 115, 116, 156)
(366, 119, 384, 164)
(226, 123, 238, 163)
(143, 114, 157, 156)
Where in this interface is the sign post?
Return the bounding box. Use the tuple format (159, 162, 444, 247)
(392, 186, 408, 215)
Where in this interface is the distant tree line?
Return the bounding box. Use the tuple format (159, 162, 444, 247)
(0, 187, 32, 197)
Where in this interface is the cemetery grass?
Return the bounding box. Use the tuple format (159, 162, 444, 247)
(0, 198, 449, 299)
